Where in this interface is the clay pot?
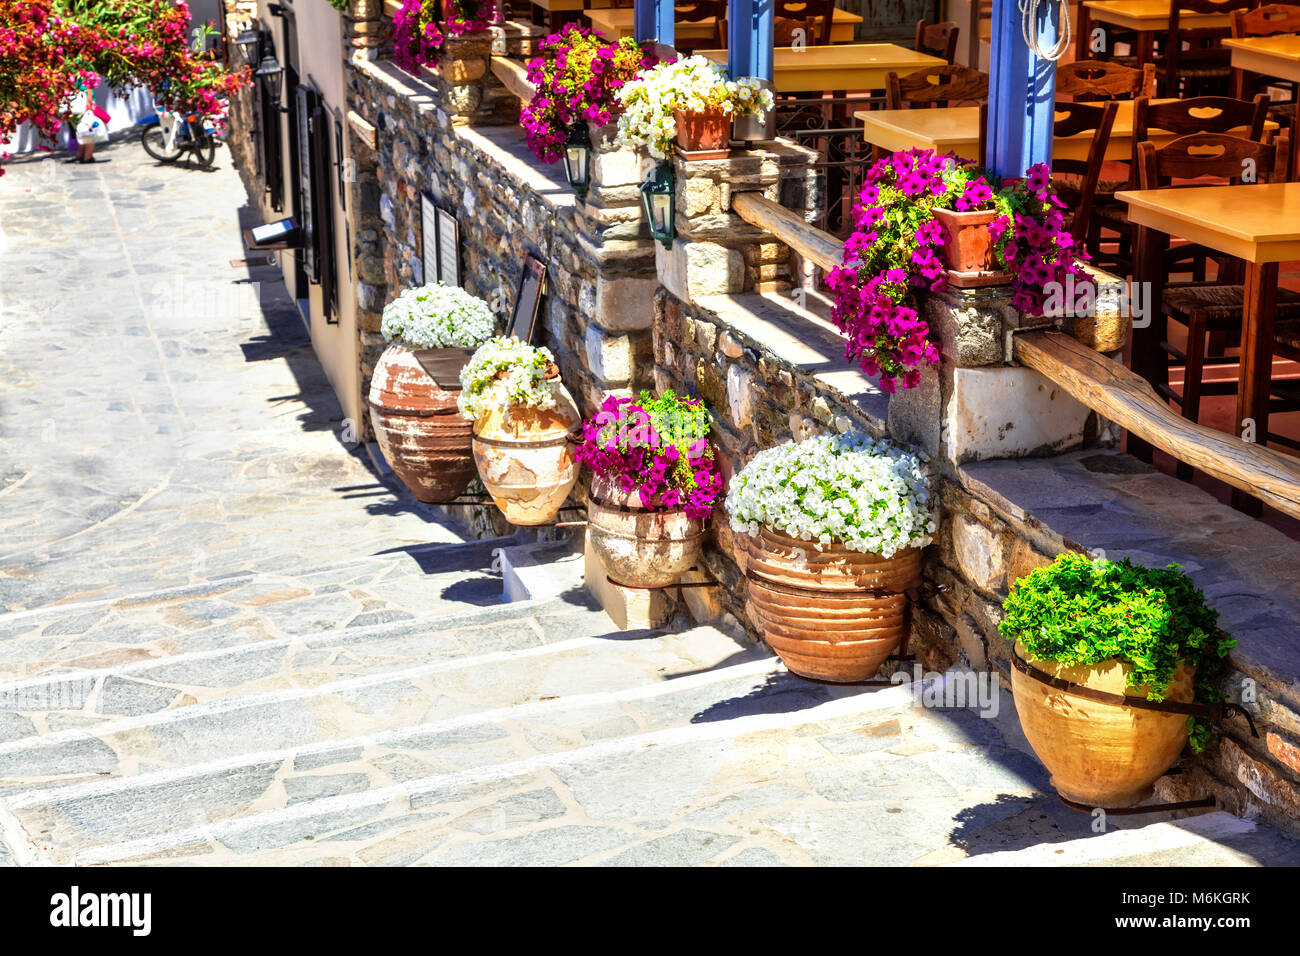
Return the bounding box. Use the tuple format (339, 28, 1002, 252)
(741, 528, 922, 682)
(471, 382, 581, 526)
(931, 207, 1014, 288)
(587, 474, 707, 589)
(1010, 641, 1194, 808)
(368, 344, 476, 504)
(673, 108, 731, 158)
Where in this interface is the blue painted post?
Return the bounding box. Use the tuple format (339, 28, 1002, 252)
(726, 0, 774, 84)
(634, 0, 674, 48)
(985, 0, 1059, 179)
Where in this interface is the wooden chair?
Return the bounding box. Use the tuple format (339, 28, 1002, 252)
(884, 64, 989, 110)
(1230, 3, 1300, 177)
(1055, 60, 1157, 101)
(1135, 131, 1300, 469)
(915, 19, 961, 64)
(1160, 0, 1261, 98)
(672, 0, 728, 51)
(772, 0, 835, 46)
(1049, 101, 1121, 247)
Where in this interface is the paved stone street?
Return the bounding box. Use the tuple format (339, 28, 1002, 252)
(1, 136, 1298, 866)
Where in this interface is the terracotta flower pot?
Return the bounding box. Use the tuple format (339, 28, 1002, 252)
(931, 207, 1014, 288)
(673, 108, 731, 158)
(1010, 641, 1195, 808)
(587, 474, 707, 589)
(368, 344, 476, 504)
(741, 528, 922, 682)
(471, 382, 582, 526)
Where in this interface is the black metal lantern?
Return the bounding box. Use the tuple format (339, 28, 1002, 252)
(255, 56, 285, 108)
(640, 160, 676, 249)
(235, 29, 262, 68)
(562, 123, 592, 199)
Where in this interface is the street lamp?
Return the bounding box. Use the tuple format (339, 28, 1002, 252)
(562, 123, 592, 199)
(234, 29, 262, 68)
(255, 56, 286, 110)
(640, 160, 675, 249)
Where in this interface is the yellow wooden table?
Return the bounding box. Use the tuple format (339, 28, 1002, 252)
(851, 98, 1263, 162)
(1077, 0, 1234, 65)
(1225, 34, 1300, 82)
(697, 44, 945, 92)
(1117, 182, 1300, 511)
(586, 6, 862, 43)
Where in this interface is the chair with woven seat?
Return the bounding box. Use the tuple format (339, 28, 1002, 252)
(1230, 4, 1300, 178)
(1157, 0, 1261, 98)
(671, 0, 728, 52)
(1048, 101, 1121, 248)
(1135, 131, 1300, 473)
(915, 19, 961, 64)
(877, 66, 989, 162)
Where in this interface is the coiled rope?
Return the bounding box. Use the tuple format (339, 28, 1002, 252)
(1019, 0, 1072, 61)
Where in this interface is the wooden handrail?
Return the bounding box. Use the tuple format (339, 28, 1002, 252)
(732, 191, 843, 272)
(1015, 331, 1300, 520)
(490, 55, 537, 104)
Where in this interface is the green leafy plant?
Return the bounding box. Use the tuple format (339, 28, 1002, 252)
(999, 551, 1237, 751)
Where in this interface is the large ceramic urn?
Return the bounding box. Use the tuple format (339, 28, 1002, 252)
(471, 379, 582, 526)
(1010, 641, 1195, 808)
(742, 528, 922, 682)
(368, 344, 476, 504)
(587, 474, 706, 589)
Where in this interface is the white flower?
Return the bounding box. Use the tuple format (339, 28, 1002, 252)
(458, 336, 561, 421)
(614, 56, 772, 159)
(380, 282, 496, 349)
(724, 433, 936, 558)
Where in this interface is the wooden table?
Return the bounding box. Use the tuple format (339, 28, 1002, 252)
(1117, 182, 1300, 512)
(853, 98, 1276, 162)
(697, 44, 946, 92)
(586, 6, 862, 44)
(1225, 34, 1300, 81)
(1077, 1, 1234, 65)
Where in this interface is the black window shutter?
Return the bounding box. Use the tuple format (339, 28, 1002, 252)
(296, 85, 318, 281)
(260, 81, 283, 212)
(311, 104, 338, 319)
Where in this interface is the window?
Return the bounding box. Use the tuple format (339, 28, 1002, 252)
(294, 83, 339, 322)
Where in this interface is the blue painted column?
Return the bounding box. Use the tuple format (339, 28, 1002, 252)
(634, 0, 674, 47)
(985, 0, 1059, 178)
(727, 0, 774, 83)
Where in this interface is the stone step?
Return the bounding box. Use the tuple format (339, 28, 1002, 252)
(9, 674, 923, 865)
(946, 810, 1300, 866)
(0, 620, 772, 797)
(0, 535, 523, 680)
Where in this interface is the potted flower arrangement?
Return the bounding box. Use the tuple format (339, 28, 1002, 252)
(576, 391, 724, 588)
(459, 337, 582, 526)
(827, 148, 1087, 392)
(725, 433, 936, 682)
(393, 0, 498, 74)
(368, 283, 496, 504)
(615, 55, 774, 160)
(999, 552, 1237, 808)
(519, 24, 655, 164)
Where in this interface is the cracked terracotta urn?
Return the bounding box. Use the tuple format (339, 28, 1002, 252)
(587, 474, 706, 589)
(742, 528, 922, 682)
(1010, 641, 1195, 808)
(368, 345, 476, 504)
(471, 380, 582, 527)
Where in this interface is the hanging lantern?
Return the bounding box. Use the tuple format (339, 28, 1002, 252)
(235, 29, 262, 68)
(639, 160, 676, 249)
(255, 56, 286, 108)
(562, 123, 592, 199)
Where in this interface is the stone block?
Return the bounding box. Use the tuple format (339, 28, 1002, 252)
(592, 276, 657, 332)
(944, 366, 1092, 465)
(584, 531, 678, 630)
(726, 364, 755, 429)
(656, 238, 745, 301)
(887, 364, 942, 460)
(584, 324, 634, 385)
(952, 514, 1006, 594)
(591, 146, 650, 189)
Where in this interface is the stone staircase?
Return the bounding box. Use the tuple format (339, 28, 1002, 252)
(2, 535, 1298, 866)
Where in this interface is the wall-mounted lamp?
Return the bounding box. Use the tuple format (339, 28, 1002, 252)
(562, 123, 592, 199)
(640, 160, 676, 249)
(235, 29, 262, 68)
(255, 56, 288, 111)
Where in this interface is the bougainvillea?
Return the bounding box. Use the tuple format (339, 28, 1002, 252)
(520, 24, 655, 163)
(393, 0, 498, 74)
(575, 391, 724, 519)
(827, 149, 1085, 392)
(0, 0, 248, 148)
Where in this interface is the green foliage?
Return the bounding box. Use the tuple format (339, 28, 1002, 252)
(999, 551, 1237, 751)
